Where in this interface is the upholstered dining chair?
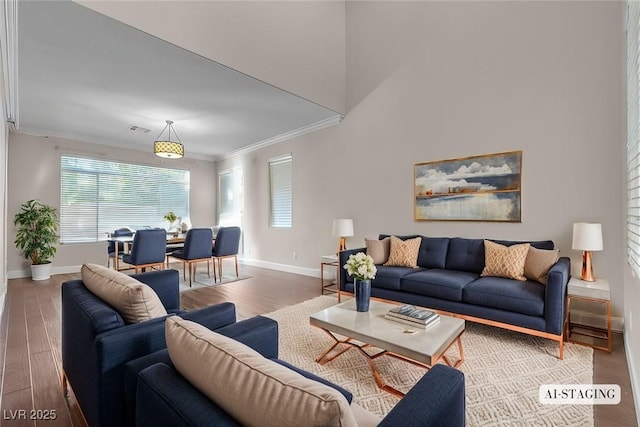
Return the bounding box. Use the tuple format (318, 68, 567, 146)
(121, 229, 167, 273)
(167, 228, 213, 287)
(107, 227, 134, 269)
(211, 226, 241, 282)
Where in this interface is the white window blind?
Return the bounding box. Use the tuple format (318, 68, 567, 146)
(628, 2, 640, 276)
(60, 156, 190, 243)
(218, 166, 243, 226)
(269, 154, 292, 228)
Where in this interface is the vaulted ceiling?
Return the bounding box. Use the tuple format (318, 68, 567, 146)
(12, 1, 342, 160)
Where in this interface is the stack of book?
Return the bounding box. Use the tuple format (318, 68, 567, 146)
(385, 304, 440, 328)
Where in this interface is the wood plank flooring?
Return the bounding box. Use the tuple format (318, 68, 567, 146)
(0, 263, 637, 426)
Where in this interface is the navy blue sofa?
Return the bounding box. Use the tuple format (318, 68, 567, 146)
(62, 269, 260, 427)
(340, 235, 570, 359)
(129, 316, 466, 427)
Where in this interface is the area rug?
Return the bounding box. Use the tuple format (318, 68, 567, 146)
(264, 296, 594, 426)
(177, 271, 251, 292)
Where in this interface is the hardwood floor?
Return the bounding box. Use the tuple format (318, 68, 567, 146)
(0, 264, 637, 426)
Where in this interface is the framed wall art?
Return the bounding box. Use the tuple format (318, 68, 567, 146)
(414, 150, 522, 222)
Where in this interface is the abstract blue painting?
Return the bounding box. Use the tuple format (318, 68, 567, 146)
(414, 151, 522, 222)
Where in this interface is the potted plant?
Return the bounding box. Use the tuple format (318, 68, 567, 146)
(163, 211, 178, 232)
(14, 199, 58, 281)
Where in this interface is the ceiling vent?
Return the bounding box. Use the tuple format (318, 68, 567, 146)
(129, 125, 151, 133)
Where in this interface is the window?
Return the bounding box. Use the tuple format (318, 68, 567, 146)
(218, 166, 243, 226)
(269, 154, 292, 228)
(60, 156, 190, 243)
(628, 2, 640, 276)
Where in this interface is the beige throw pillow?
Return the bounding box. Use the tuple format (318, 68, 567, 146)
(481, 240, 530, 281)
(165, 316, 357, 427)
(383, 236, 421, 268)
(524, 247, 560, 284)
(365, 237, 390, 264)
(81, 263, 167, 324)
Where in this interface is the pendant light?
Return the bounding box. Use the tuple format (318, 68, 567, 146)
(153, 120, 184, 159)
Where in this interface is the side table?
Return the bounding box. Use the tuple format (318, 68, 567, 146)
(565, 277, 611, 352)
(320, 255, 339, 295)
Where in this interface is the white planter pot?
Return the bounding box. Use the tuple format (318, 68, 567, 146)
(31, 263, 52, 281)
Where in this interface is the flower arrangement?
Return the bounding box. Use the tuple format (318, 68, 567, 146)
(344, 252, 377, 280)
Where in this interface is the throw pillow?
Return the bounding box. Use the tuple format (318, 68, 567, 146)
(383, 236, 422, 268)
(481, 240, 530, 281)
(81, 263, 167, 323)
(165, 316, 357, 427)
(365, 237, 390, 264)
(524, 246, 560, 284)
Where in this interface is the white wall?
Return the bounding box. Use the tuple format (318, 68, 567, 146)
(0, 72, 8, 312)
(76, 0, 346, 115)
(6, 133, 217, 277)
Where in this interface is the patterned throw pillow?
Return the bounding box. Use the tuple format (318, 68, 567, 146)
(365, 237, 390, 264)
(383, 236, 422, 268)
(481, 240, 531, 281)
(524, 246, 560, 284)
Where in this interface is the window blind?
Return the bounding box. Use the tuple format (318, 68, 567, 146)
(269, 154, 292, 228)
(628, 2, 640, 276)
(60, 156, 190, 243)
(218, 166, 243, 226)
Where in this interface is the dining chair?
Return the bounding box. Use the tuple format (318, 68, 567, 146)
(121, 229, 167, 273)
(167, 228, 213, 287)
(211, 226, 241, 282)
(107, 227, 134, 269)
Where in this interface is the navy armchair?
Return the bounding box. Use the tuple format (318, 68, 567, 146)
(211, 226, 241, 281)
(132, 318, 465, 427)
(61, 269, 242, 427)
(121, 228, 167, 273)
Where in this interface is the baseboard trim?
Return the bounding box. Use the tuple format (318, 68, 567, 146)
(569, 309, 624, 333)
(240, 258, 319, 278)
(7, 265, 83, 279)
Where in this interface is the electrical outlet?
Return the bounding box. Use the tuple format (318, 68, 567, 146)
(292, 252, 297, 259)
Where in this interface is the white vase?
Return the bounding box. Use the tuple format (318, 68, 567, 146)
(31, 263, 52, 281)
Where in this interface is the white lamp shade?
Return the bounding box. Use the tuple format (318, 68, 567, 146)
(572, 222, 603, 251)
(332, 219, 354, 237)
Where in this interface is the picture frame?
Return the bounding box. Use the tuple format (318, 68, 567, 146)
(414, 150, 522, 222)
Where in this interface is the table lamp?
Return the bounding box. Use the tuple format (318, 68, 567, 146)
(332, 219, 354, 253)
(572, 222, 603, 282)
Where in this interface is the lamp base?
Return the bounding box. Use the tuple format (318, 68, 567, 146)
(337, 237, 347, 254)
(581, 250, 595, 282)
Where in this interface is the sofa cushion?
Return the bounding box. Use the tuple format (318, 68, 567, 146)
(481, 240, 530, 281)
(365, 237, 390, 264)
(81, 263, 167, 324)
(165, 316, 357, 427)
(417, 237, 450, 269)
(445, 238, 485, 273)
(492, 239, 555, 250)
(372, 266, 423, 290)
(384, 236, 421, 268)
(462, 276, 545, 317)
(401, 269, 479, 302)
(524, 247, 559, 284)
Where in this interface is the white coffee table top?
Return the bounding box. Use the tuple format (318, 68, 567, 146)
(310, 299, 465, 365)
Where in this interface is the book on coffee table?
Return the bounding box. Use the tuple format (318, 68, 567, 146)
(385, 305, 440, 328)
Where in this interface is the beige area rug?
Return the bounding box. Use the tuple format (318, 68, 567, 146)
(264, 296, 594, 426)
(177, 270, 251, 292)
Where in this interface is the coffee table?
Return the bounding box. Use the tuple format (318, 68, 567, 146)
(310, 299, 465, 397)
